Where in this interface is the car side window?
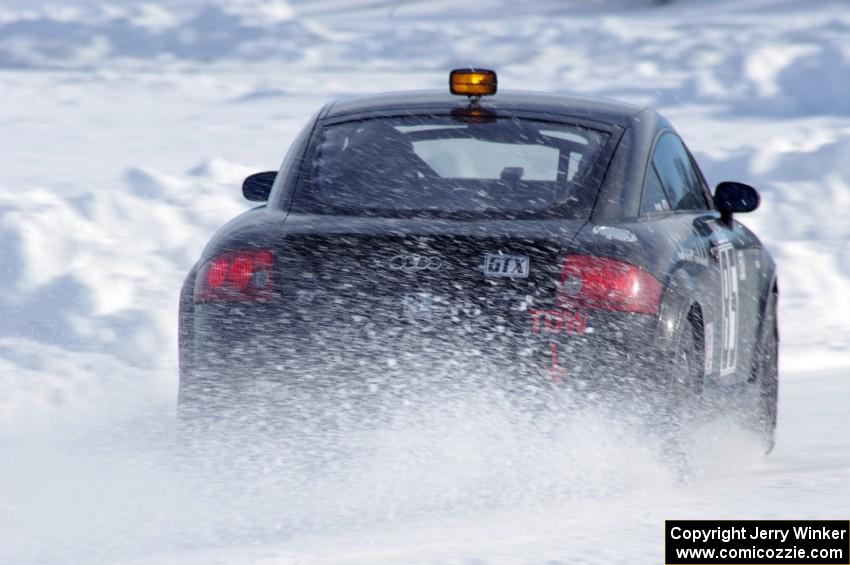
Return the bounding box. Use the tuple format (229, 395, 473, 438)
(640, 164, 671, 215)
(651, 133, 708, 211)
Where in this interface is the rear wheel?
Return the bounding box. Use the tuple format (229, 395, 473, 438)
(750, 293, 779, 452)
(655, 310, 704, 462)
(177, 370, 219, 434)
(177, 363, 251, 431)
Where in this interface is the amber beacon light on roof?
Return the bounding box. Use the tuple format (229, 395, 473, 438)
(449, 68, 498, 98)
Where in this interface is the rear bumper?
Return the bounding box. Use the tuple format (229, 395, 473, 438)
(182, 300, 669, 400)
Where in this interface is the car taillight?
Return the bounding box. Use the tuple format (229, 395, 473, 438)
(558, 254, 663, 315)
(195, 249, 275, 303)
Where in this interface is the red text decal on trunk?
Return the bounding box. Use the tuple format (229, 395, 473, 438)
(528, 309, 587, 334)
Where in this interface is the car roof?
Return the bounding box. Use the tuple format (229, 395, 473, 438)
(323, 89, 645, 127)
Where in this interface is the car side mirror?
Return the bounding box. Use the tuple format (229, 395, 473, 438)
(714, 181, 759, 222)
(242, 171, 277, 202)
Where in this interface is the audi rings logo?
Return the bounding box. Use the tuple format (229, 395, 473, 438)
(387, 255, 443, 272)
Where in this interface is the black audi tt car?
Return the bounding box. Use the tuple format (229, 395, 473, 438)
(178, 70, 778, 447)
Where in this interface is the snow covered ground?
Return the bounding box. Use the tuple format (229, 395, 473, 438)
(4, 367, 849, 564)
(1, 0, 849, 563)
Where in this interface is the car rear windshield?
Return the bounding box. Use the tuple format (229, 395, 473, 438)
(292, 115, 611, 219)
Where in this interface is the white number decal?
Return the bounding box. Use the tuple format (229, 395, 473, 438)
(704, 321, 714, 375)
(717, 243, 739, 376)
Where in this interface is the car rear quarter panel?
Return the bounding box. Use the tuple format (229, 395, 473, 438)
(568, 217, 712, 358)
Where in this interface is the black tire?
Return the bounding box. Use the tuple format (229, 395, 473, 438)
(654, 311, 704, 461)
(176, 364, 248, 429)
(176, 369, 218, 433)
(667, 312, 704, 410)
(750, 293, 779, 452)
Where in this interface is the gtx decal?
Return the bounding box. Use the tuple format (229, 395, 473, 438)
(483, 254, 529, 278)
